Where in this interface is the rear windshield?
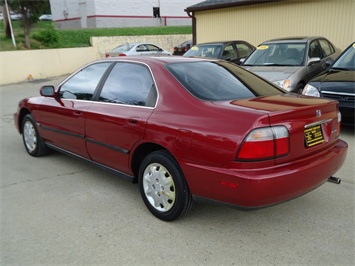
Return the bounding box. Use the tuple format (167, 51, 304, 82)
(166, 61, 285, 101)
(112, 44, 134, 53)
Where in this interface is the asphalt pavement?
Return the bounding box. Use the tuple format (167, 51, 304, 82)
(1, 77, 354, 265)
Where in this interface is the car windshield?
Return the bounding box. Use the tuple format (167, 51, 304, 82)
(112, 43, 135, 52)
(331, 43, 355, 71)
(184, 44, 223, 58)
(243, 43, 306, 66)
(166, 61, 285, 101)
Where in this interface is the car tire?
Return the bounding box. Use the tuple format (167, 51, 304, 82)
(138, 150, 193, 221)
(22, 114, 49, 157)
(296, 83, 305, 94)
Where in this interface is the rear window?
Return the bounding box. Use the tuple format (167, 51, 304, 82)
(166, 61, 285, 101)
(112, 44, 134, 53)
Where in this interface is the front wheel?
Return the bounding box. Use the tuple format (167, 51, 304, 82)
(295, 83, 305, 94)
(22, 114, 48, 157)
(138, 150, 193, 221)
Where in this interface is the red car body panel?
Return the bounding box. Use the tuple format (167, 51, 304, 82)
(39, 97, 91, 158)
(85, 102, 153, 174)
(180, 139, 347, 206)
(13, 56, 348, 209)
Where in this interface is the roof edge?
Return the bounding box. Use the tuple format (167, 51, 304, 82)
(185, 0, 287, 13)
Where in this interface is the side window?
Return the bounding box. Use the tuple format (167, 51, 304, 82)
(59, 63, 111, 100)
(136, 44, 148, 52)
(146, 44, 160, 52)
(99, 62, 156, 107)
(236, 43, 253, 58)
(222, 44, 237, 60)
(309, 41, 322, 58)
(319, 39, 335, 57)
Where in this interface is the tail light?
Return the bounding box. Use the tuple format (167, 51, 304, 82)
(336, 111, 341, 138)
(237, 126, 289, 161)
(118, 53, 126, 56)
(105, 54, 109, 58)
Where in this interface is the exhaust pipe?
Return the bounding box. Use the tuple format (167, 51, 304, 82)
(328, 176, 341, 184)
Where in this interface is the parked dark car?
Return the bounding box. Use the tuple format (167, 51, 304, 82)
(14, 56, 347, 221)
(183, 40, 255, 65)
(242, 37, 341, 93)
(303, 42, 355, 126)
(173, 40, 192, 55)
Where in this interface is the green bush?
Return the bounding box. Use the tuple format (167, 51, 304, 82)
(32, 28, 61, 47)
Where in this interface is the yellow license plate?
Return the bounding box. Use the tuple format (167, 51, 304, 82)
(304, 124, 324, 147)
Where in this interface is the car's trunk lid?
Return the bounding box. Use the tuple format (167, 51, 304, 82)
(225, 94, 340, 164)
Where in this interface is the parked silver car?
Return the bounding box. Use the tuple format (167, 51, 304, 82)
(105, 43, 172, 58)
(241, 37, 341, 93)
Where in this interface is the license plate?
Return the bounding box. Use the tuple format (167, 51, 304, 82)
(304, 124, 324, 147)
(178, 48, 182, 52)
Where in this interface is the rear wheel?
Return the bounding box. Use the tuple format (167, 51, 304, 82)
(22, 114, 48, 157)
(138, 150, 193, 221)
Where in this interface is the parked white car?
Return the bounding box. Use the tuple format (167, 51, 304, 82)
(39, 14, 52, 21)
(105, 43, 172, 58)
(10, 12, 22, 20)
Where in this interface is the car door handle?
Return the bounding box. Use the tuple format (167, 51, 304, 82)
(128, 118, 139, 124)
(74, 110, 83, 116)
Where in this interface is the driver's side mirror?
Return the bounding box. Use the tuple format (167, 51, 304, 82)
(40, 85, 55, 97)
(239, 58, 246, 64)
(307, 57, 321, 66)
(325, 59, 334, 67)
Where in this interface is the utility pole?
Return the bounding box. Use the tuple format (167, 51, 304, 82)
(4, 0, 16, 47)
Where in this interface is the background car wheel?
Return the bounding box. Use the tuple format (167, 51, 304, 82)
(138, 150, 193, 221)
(22, 114, 48, 157)
(296, 83, 305, 94)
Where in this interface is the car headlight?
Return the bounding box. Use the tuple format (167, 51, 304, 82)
(302, 84, 320, 97)
(273, 79, 291, 91)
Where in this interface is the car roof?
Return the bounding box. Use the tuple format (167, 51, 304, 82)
(100, 55, 211, 65)
(194, 40, 247, 45)
(261, 36, 324, 44)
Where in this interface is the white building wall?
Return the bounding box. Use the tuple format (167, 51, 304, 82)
(50, 0, 200, 29)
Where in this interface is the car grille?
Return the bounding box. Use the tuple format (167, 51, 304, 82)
(322, 91, 355, 104)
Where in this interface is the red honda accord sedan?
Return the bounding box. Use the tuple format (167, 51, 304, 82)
(14, 56, 348, 221)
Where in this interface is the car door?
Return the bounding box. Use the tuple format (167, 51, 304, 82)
(85, 62, 157, 175)
(306, 40, 326, 80)
(38, 62, 112, 158)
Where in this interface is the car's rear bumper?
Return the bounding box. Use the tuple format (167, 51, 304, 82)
(181, 139, 348, 207)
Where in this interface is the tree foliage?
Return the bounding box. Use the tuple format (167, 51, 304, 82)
(4, 0, 51, 48)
